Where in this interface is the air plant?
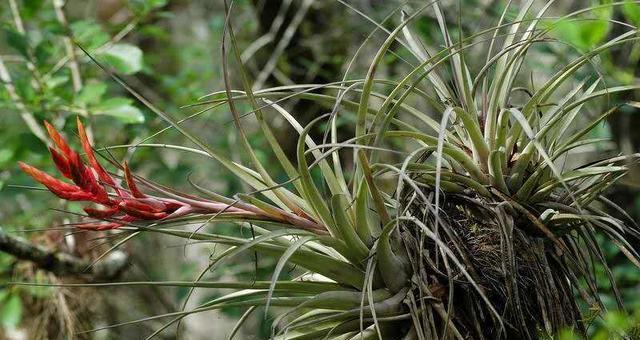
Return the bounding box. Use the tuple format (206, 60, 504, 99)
(20, 118, 325, 233)
(18, 1, 640, 339)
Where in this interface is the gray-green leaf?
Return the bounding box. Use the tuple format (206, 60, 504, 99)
(98, 104, 145, 124)
(94, 97, 145, 124)
(99, 43, 143, 74)
(77, 82, 107, 105)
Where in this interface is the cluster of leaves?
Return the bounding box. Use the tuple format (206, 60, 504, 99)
(1, 3, 148, 123)
(13, 1, 640, 340)
(4, 1, 640, 339)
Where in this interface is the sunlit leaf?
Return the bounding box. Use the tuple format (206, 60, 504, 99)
(3, 28, 29, 58)
(70, 20, 110, 49)
(94, 97, 145, 123)
(622, 0, 640, 26)
(99, 43, 144, 75)
(77, 82, 108, 105)
(97, 104, 145, 124)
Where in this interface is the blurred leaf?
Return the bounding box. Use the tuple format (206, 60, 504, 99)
(0, 294, 22, 329)
(99, 43, 143, 75)
(551, 4, 612, 51)
(19, 133, 47, 153)
(557, 329, 581, 340)
(34, 40, 54, 64)
(95, 98, 145, 124)
(209, 16, 225, 30)
(96, 97, 132, 109)
(3, 28, 29, 58)
(77, 82, 107, 105)
(100, 105, 144, 124)
(41, 20, 65, 36)
(604, 310, 632, 333)
(622, 1, 640, 26)
(21, 0, 45, 18)
(45, 75, 69, 89)
(139, 24, 169, 39)
(130, 0, 168, 15)
(70, 20, 110, 49)
(0, 148, 15, 167)
(14, 77, 35, 102)
(139, 0, 168, 9)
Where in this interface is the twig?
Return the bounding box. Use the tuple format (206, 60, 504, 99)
(0, 227, 128, 279)
(53, 0, 83, 94)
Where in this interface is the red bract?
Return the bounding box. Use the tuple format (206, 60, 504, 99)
(19, 118, 185, 230)
(19, 162, 94, 201)
(20, 118, 327, 234)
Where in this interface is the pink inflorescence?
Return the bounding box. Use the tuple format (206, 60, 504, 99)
(19, 118, 200, 230)
(20, 118, 326, 233)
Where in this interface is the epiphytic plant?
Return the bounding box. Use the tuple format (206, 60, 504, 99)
(18, 1, 640, 339)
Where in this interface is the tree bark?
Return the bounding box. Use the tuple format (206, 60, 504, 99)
(0, 228, 128, 279)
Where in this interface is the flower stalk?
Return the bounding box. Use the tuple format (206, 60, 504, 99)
(20, 118, 326, 233)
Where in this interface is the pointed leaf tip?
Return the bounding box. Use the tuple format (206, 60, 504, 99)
(123, 162, 145, 198)
(49, 147, 72, 179)
(76, 117, 116, 186)
(18, 161, 81, 195)
(44, 121, 72, 158)
(76, 117, 95, 165)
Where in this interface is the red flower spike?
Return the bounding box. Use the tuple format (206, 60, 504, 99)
(19, 162, 83, 194)
(22, 123, 182, 228)
(20, 163, 94, 202)
(68, 153, 91, 191)
(44, 121, 73, 159)
(123, 162, 146, 198)
(76, 117, 116, 186)
(85, 169, 110, 204)
(122, 198, 165, 213)
(119, 202, 168, 220)
(57, 190, 96, 201)
(49, 147, 71, 179)
(84, 205, 119, 219)
(20, 119, 288, 232)
(136, 197, 172, 211)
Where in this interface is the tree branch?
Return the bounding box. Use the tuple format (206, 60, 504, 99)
(0, 227, 128, 280)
